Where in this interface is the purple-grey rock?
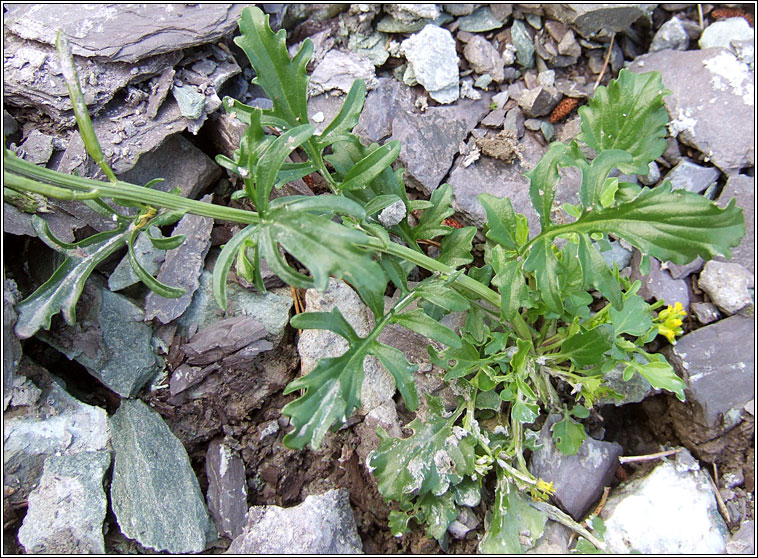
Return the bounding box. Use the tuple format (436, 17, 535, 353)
(663, 257, 704, 280)
(18, 451, 111, 554)
(391, 95, 493, 194)
(664, 158, 720, 194)
(727, 519, 755, 554)
(118, 134, 222, 199)
(4, 4, 245, 63)
(530, 414, 624, 520)
(183, 316, 272, 367)
(110, 399, 215, 553)
(16, 130, 54, 165)
(544, 4, 653, 38)
(226, 489, 362, 554)
(650, 16, 690, 52)
(662, 314, 754, 429)
(627, 48, 754, 174)
(518, 86, 561, 117)
(2, 31, 181, 127)
(354, 77, 416, 143)
(463, 35, 505, 82)
(206, 438, 248, 539)
(697, 261, 753, 316)
(448, 134, 581, 236)
(504, 106, 526, 138)
(716, 174, 754, 273)
(481, 108, 506, 128)
(36, 278, 160, 397)
(144, 195, 214, 324)
(630, 252, 690, 312)
(689, 302, 721, 325)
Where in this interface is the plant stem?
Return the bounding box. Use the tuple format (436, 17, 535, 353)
(4, 155, 261, 225)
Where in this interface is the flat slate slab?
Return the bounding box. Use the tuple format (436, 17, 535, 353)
(110, 399, 215, 553)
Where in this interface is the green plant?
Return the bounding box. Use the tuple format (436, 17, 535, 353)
(4, 7, 745, 552)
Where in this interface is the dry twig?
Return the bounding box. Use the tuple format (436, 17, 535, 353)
(593, 32, 616, 91)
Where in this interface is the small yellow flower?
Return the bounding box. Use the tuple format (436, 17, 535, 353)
(536, 478, 556, 496)
(656, 302, 686, 344)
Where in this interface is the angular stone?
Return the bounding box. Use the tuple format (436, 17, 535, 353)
(630, 252, 690, 312)
(457, 6, 505, 32)
(110, 399, 215, 553)
(2, 32, 181, 127)
(177, 270, 293, 346)
(183, 316, 272, 367)
(298, 278, 394, 413)
(716, 174, 754, 273)
(16, 130, 54, 165)
(518, 86, 561, 117)
(627, 48, 754, 174)
(463, 35, 505, 82)
(689, 301, 721, 325)
(347, 30, 390, 67)
(448, 134, 582, 236)
(662, 314, 754, 429)
(18, 451, 111, 554)
(144, 196, 214, 324)
(544, 4, 653, 38)
(391, 95, 492, 194)
(308, 49, 378, 97)
(511, 19, 535, 67)
(227, 489, 362, 554)
(664, 158, 720, 194)
(727, 519, 755, 554)
(354, 77, 416, 143)
(37, 278, 159, 397)
(108, 226, 166, 292)
(601, 452, 729, 553)
(699, 17, 755, 50)
(530, 414, 624, 520)
(650, 16, 690, 52)
(698, 261, 753, 316)
(385, 3, 439, 23)
(3, 360, 110, 507)
(206, 438, 248, 539)
(120, 134, 222, 198)
(401, 25, 459, 104)
(5, 4, 245, 63)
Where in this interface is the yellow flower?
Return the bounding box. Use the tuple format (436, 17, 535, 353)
(536, 478, 556, 496)
(656, 302, 686, 344)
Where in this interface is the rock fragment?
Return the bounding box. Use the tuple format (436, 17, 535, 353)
(698, 261, 753, 316)
(650, 16, 690, 52)
(401, 25, 459, 104)
(206, 438, 248, 539)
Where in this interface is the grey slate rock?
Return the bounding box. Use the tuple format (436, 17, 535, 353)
(226, 489, 363, 554)
(627, 48, 754, 174)
(518, 86, 561, 117)
(354, 77, 416, 143)
(206, 438, 248, 539)
(110, 399, 215, 553)
(699, 17, 755, 50)
(108, 226, 166, 292)
(308, 49, 378, 97)
(3, 360, 110, 507)
(18, 451, 111, 554)
(391, 95, 492, 194)
(511, 19, 535, 67)
(177, 270, 293, 346)
(16, 130, 54, 165)
(716, 174, 754, 273)
(463, 35, 505, 82)
(530, 414, 624, 520)
(401, 25, 460, 104)
(37, 278, 160, 397)
(458, 6, 505, 32)
(630, 252, 690, 312)
(4, 4, 245, 63)
(601, 451, 729, 553)
(665, 158, 720, 194)
(662, 314, 755, 429)
(118, 134, 222, 200)
(544, 4, 653, 38)
(183, 316, 273, 367)
(650, 16, 690, 52)
(2, 32, 181, 127)
(144, 195, 214, 324)
(727, 519, 755, 554)
(689, 301, 721, 325)
(698, 261, 754, 316)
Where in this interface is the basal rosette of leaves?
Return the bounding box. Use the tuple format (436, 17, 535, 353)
(3, 6, 746, 552)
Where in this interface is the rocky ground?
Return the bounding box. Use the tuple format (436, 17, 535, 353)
(2, 3, 755, 554)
